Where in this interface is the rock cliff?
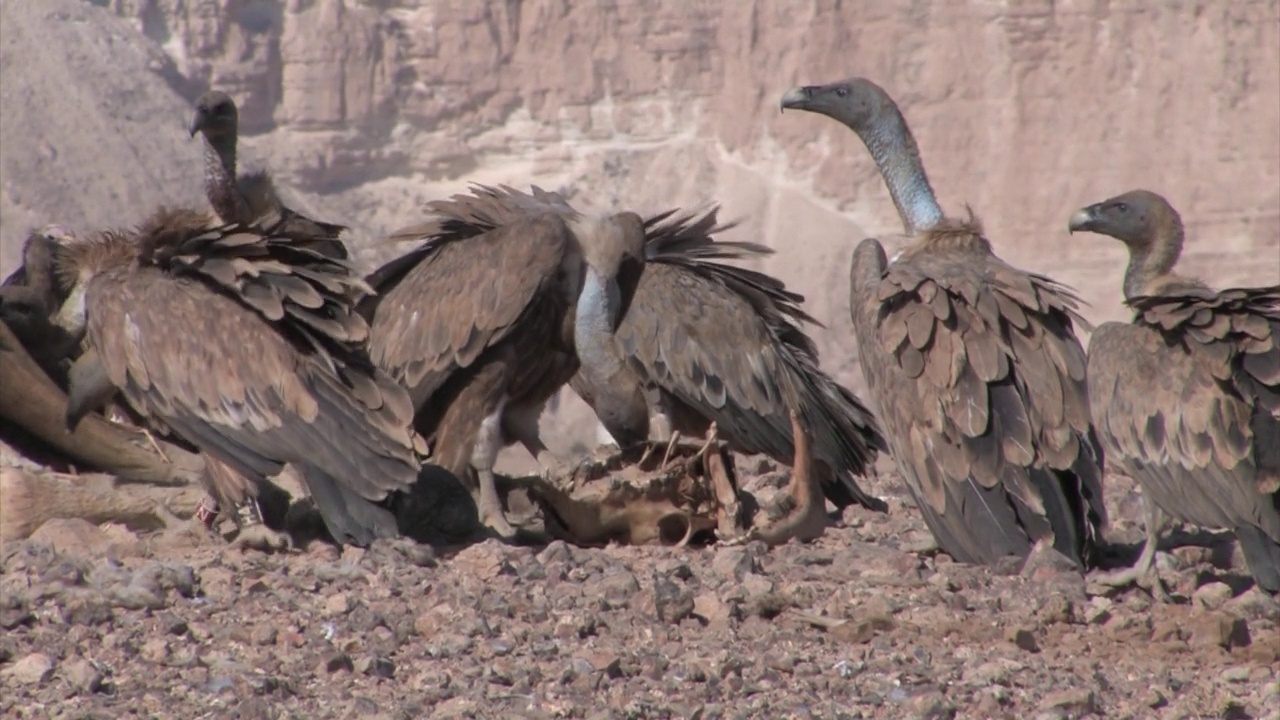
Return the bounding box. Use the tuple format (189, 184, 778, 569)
(3, 0, 1277, 456)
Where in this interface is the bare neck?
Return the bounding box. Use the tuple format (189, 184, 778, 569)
(859, 111, 944, 235)
(202, 134, 248, 223)
(1122, 224, 1184, 300)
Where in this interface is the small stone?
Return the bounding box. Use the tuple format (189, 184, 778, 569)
(1039, 689, 1096, 715)
(251, 626, 278, 646)
(1192, 613, 1251, 650)
(158, 612, 189, 636)
(652, 574, 694, 624)
(1005, 626, 1039, 653)
(1192, 582, 1233, 610)
(693, 592, 733, 628)
(1143, 688, 1167, 709)
(354, 655, 395, 679)
(1036, 595, 1074, 625)
(324, 592, 355, 617)
(321, 652, 354, 674)
(3, 653, 54, 685)
(140, 637, 171, 665)
(712, 547, 757, 581)
(1219, 666, 1251, 683)
(62, 657, 104, 694)
(1083, 598, 1113, 625)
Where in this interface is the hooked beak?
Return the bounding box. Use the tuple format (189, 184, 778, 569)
(780, 86, 813, 113)
(188, 107, 209, 138)
(1067, 205, 1101, 234)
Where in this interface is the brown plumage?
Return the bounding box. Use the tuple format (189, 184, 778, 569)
(59, 206, 420, 546)
(363, 188, 646, 538)
(782, 77, 1107, 569)
(1070, 189, 1280, 594)
(1, 226, 80, 379)
(189, 90, 347, 251)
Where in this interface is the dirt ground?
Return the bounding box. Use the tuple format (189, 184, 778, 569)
(2, 454, 1278, 720)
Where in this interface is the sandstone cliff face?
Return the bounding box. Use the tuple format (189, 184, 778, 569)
(3, 0, 1278, 454)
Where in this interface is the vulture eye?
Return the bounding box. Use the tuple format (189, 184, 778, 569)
(1114, 202, 1129, 213)
(836, 87, 849, 97)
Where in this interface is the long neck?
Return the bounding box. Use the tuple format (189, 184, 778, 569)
(574, 270, 625, 382)
(860, 111, 944, 235)
(202, 134, 248, 222)
(1122, 224, 1184, 300)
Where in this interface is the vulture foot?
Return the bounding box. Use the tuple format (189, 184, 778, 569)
(1089, 504, 1173, 603)
(232, 523, 293, 553)
(229, 500, 292, 552)
(153, 499, 224, 547)
(476, 468, 519, 540)
(731, 410, 826, 547)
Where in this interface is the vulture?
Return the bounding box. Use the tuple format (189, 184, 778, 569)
(781, 77, 1107, 568)
(1, 225, 81, 379)
(189, 90, 347, 247)
(363, 193, 647, 538)
(58, 206, 421, 547)
(1069, 189, 1280, 595)
(567, 202, 887, 520)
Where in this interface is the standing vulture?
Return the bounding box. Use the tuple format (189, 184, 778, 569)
(1069, 189, 1280, 595)
(569, 203, 888, 526)
(363, 195, 647, 538)
(367, 184, 886, 544)
(781, 77, 1107, 568)
(58, 206, 421, 547)
(189, 90, 347, 248)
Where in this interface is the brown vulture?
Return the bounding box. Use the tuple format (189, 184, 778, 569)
(362, 193, 647, 538)
(368, 184, 886, 543)
(1069, 189, 1280, 595)
(189, 90, 347, 248)
(781, 77, 1107, 569)
(58, 206, 421, 547)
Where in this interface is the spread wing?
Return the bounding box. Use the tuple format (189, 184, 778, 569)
(366, 213, 574, 406)
(851, 237, 1105, 567)
(1088, 286, 1280, 542)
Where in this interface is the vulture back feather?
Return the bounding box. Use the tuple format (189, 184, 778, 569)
(62, 207, 418, 546)
(783, 76, 1106, 568)
(1071, 189, 1280, 591)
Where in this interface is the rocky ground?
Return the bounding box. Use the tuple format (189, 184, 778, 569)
(2, 458, 1278, 720)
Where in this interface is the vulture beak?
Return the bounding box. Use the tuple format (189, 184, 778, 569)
(780, 86, 813, 112)
(188, 107, 210, 138)
(1067, 205, 1101, 234)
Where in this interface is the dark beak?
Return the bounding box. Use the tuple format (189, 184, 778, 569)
(1067, 204, 1101, 234)
(188, 107, 209, 138)
(780, 86, 813, 112)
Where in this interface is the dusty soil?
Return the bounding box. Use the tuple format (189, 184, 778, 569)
(2, 457, 1278, 720)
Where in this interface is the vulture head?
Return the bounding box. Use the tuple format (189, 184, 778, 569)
(572, 212, 647, 332)
(1, 225, 80, 341)
(1067, 189, 1182, 252)
(190, 90, 239, 140)
(780, 77, 898, 133)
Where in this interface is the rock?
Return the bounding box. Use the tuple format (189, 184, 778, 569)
(29, 519, 108, 554)
(1192, 582, 1233, 610)
(712, 547, 757, 582)
(3, 653, 54, 685)
(1005, 626, 1039, 653)
(139, 637, 171, 665)
(355, 655, 395, 679)
(652, 574, 694, 624)
(1219, 666, 1251, 683)
(61, 657, 104, 694)
(1039, 688, 1096, 716)
(597, 570, 640, 610)
(324, 592, 355, 617)
(1190, 613, 1251, 650)
(693, 592, 734, 628)
(320, 652, 354, 674)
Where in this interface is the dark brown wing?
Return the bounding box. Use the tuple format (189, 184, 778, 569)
(850, 234, 1105, 568)
(1089, 286, 1280, 590)
(610, 211, 885, 509)
(366, 213, 575, 407)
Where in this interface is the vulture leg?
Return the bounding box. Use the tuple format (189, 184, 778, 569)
(502, 400, 562, 477)
(231, 499, 292, 552)
(752, 411, 828, 545)
(65, 350, 118, 430)
(1091, 500, 1172, 602)
(474, 404, 519, 539)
